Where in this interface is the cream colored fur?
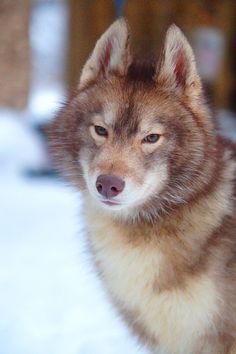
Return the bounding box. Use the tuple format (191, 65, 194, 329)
(84, 155, 235, 354)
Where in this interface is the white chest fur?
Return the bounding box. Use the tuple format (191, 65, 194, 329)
(86, 208, 220, 354)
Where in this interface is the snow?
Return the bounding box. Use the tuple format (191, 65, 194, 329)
(0, 109, 48, 174)
(28, 0, 68, 125)
(0, 177, 147, 354)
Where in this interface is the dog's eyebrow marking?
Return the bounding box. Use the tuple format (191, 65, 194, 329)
(88, 109, 103, 117)
(139, 120, 165, 135)
(152, 116, 170, 124)
(104, 110, 115, 125)
(90, 113, 105, 125)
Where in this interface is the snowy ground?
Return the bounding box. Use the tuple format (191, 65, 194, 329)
(0, 174, 147, 354)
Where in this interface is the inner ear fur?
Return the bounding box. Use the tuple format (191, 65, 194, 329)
(79, 18, 131, 88)
(156, 24, 202, 100)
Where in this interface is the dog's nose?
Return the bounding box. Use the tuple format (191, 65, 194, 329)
(96, 174, 125, 198)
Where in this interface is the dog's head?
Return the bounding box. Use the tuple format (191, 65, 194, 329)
(49, 19, 216, 221)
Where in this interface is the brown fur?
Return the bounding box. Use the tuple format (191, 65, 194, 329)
(47, 19, 236, 354)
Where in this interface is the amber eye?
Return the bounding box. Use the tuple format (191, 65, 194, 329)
(142, 134, 160, 144)
(94, 125, 108, 137)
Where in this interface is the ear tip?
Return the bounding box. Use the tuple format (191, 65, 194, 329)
(165, 24, 191, 48)
(112, 17, 129, 32)
(116, 16, 128, 24)
(167, 23, 183, 36)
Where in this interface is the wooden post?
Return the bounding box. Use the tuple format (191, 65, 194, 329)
(0, 0, 31, 109)
(68, 0, 115, 89)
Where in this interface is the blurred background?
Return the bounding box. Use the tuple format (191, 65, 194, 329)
(0, 1, 236, 354)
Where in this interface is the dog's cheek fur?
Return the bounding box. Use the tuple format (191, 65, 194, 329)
(47, 92, 97, 190)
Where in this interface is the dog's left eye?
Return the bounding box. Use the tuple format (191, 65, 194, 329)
(94, 125, 108, 137)
(142, 134, 160, 143)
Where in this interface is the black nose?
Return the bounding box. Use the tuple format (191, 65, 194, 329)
(96, 174, 125, 198)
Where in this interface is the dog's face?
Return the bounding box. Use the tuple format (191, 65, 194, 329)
(50, 19, 215, 221)
(79, 79, 169, 214)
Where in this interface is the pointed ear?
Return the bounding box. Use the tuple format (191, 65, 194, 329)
(156, 25, 202, 100)
(79, 18, 131, 88)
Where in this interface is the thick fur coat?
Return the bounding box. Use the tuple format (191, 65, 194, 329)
(48, 19, 236, 354)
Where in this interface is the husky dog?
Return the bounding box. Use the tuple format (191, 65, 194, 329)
(49, 19, 236, 354)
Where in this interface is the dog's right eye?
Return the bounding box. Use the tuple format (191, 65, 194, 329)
(142, 134, 160, 144)
(94, 125, 108, 137)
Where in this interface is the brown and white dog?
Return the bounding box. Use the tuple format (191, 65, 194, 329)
(48, 19, 236, 354)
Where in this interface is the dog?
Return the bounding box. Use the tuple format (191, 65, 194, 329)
(48, 18, 236, 354)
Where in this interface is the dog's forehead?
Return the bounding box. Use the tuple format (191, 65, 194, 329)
(102, 101, 120, 125)
(100, 88, 171, 129)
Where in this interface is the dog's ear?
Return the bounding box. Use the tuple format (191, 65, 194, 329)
(79, 18, 131, 88)
(156, 25, 202, 100)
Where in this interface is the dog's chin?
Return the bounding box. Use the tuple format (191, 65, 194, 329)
(94, 197, 131, 211)
(100, 202, 127, 211)
(95, 201, 138, 222)
(91, 193, 151, 217)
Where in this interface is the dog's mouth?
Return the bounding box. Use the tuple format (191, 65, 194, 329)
(101, 199, 121, 206)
